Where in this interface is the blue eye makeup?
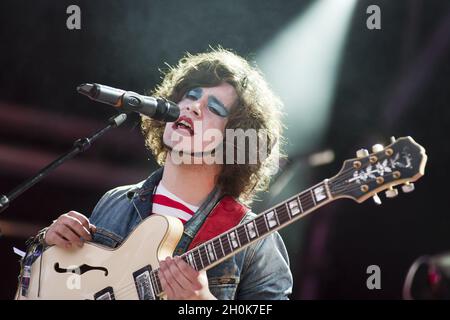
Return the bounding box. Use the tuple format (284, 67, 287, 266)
(185, 87, 202, 100)
(184, 87, 229, 118)
(207, 96, 229, 117)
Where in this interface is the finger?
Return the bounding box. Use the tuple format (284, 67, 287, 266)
(50, 231, 73, 248)
(162, 258, 191, 298)
(62, 215, 92, 241)
(56, 224, 84, 247)
(66, 211, 91, 230)
(44, 229, 70, 248)
(166, 257, 194, 291)
(174, 256, 201, 285)
(159, 261, 176, 299)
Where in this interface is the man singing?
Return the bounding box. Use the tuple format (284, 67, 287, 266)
(22, 48, 293, 300)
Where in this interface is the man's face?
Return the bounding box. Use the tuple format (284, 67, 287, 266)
(163, 82, 237, 157)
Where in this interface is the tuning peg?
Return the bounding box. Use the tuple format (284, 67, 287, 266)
(372, 193, 382, 205)
(356, 148, 369, 158)
(390, 136, 396, 143)
(401, 182, 415, 193)
(372, 144, 384, 153)
(385, 187, 398, 198)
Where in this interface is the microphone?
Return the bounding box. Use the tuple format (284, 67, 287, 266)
(77, 83, 180, 122)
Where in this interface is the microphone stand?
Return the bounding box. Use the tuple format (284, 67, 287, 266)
(0, 113, 128, 219)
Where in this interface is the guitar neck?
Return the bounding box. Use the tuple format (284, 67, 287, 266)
(144, 136, 427, 298)
(150, 180, 333, 297)
(182, 180, 332, 270)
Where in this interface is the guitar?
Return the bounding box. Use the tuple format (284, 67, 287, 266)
(15, 136, 427, 300)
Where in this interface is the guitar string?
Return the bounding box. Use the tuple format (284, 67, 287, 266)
(180, 138, 395, 191)
(329, 166, 394, 189)
(94, 183, 359, 298)
(101, 201, 315, 298)
(91, 170, 402, 299)
(109, 227, 266, 299)
(87, 145, 409, 298)
(329, 171, 402, 195)
(103, 212, 284, 298)
(327, 153, 404, 187)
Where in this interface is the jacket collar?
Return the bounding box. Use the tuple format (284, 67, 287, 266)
(127, 165, 225, 250)
(126, 167, 164, 199)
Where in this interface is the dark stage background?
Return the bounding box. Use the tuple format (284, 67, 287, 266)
(1, 0, 449, 299)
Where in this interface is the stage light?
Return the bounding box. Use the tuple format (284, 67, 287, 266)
(255, 0, 358, 268)
(258, 0, 357, 156)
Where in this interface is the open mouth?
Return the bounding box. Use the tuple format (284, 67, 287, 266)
(172, 116, 194, 136)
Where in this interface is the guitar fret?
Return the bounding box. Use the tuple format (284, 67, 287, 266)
(199, 245, 210, 266)
(237, 225, 249, 246)
(265, 210, 278, 229)
(193, 248, 204, 269)
(213, 239, 224, 260)
(243, 224, 251, 242)
(206, 242, 216, 262)
(275, 208, 281, 225)
(284, 202, 292, 219)
(226, 233, 232, 252)
(275, 204, 290, 225)
(288, 197, 302, 216)
(299, 191, 314, 211)
(154, 271, 162, 294)
(312, 184, 328, 203)
(149, 271, 158, 297)
(221, 234, 232, 255)
(297, 196, 304, 212)
(219, 235, 229, 256)
(229, 230, 240, 249)
(152, 270, 162, 295)
(158, 183, 329, 298)
(310, 189, 317, 206)
(186, 252, 198, 270)
(246, 221, 258, 239)
(158, 273, 163, 293)
(255, 215, 269, 235)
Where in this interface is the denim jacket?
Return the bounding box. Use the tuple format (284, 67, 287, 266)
(89, 168, 293, 300)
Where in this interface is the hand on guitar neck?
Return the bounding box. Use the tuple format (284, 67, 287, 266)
(159, 256, 217, 300)
(44, 211, 97, 248)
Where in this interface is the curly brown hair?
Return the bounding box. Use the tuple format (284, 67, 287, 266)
(141, 48, 285, 205)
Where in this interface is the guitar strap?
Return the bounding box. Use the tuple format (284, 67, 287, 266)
(188, 195, 249, 250)
(174, 195, 249, 254)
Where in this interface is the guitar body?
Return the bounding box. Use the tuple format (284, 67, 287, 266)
(16, 215, 183, 300)
(14, 137, 427, 300)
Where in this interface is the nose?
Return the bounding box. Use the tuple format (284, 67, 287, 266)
(186, 101, 202, 118)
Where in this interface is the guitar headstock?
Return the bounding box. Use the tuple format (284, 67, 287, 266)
(328, 136, 427, 203)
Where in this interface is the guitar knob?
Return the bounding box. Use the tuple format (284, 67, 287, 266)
(402, 182, 415, 193)
(356, 148, 369, 158)
(372, 144, 384, 153)
(385, 187, 398, 198)
(372, 193, 382, 205)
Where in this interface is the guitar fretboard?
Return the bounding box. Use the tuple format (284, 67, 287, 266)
(149, 181, 330, 297)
